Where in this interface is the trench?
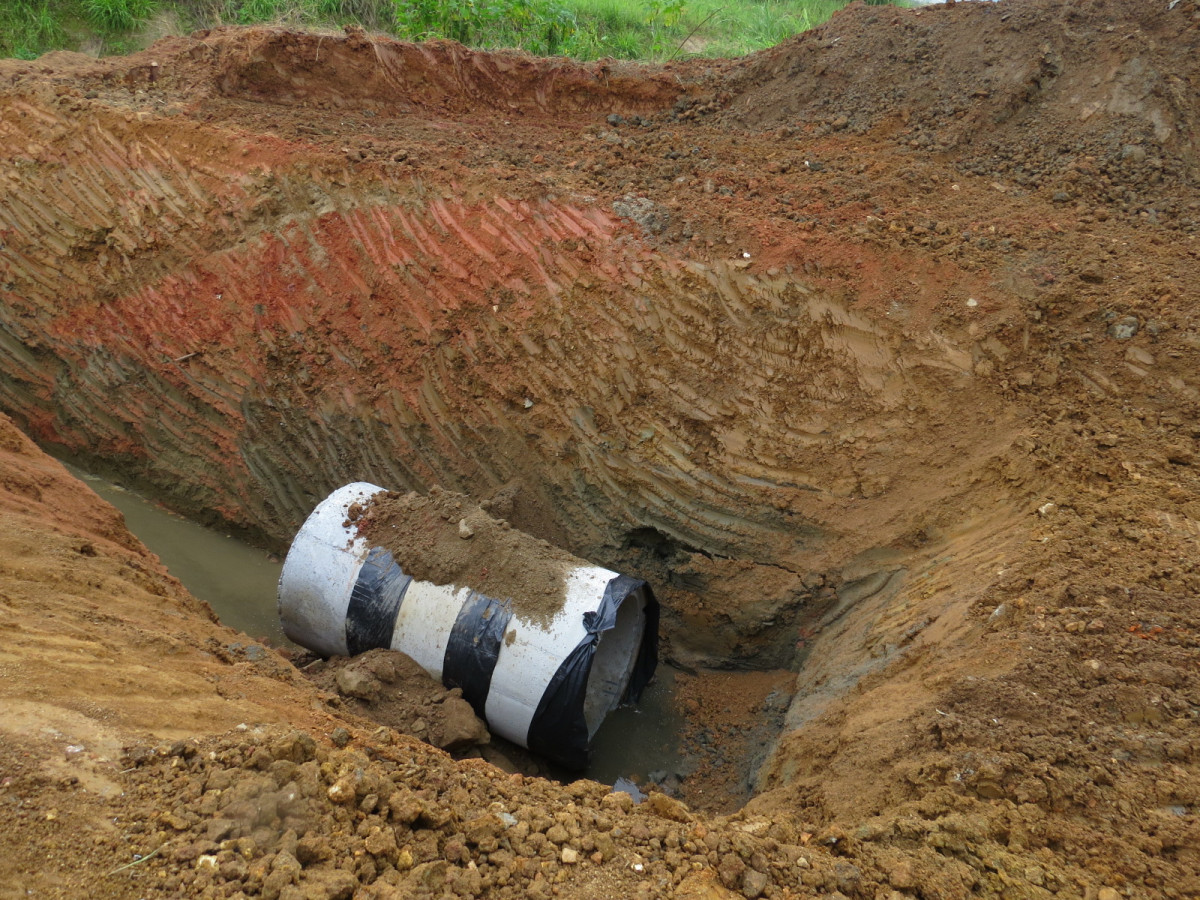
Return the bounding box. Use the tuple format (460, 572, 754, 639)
(0, 26, 1032, 815)
(69, 463, 790, 807)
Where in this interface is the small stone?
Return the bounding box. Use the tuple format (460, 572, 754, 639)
(1098, 889, 1122, 900)
(296, 835, 333, 865)
(742, 868, 769, 898)
(330, 727, 351, 747)
(1125, 345, 1155, 366)
(326, 777, 356, 805)
(645, 792, 691, 822)
(1108, 316, 1139, 340)
(458, 518, 474, 539)
(561, 847, 579, 864)
(335, 665, 380, 701)
(830, 115, 849, 130)
(433, 697, 489, 751)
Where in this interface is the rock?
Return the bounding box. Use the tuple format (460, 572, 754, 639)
(545, 824, 570, 845)
(335, 665, 381, 702)
(561, 847, 579, 864)
(603, 791, 635, 813)
(330, 726, 351, 747)
(742, 868, 769, 898)
(457, 518, 474, 539)
(433, 697, 489, 751)
(262, 852, 302, 900)
(296, 835, 333, 865)
(327, 776, 356, 804)
(612, 195, 670, 235)
(1108, 316, 1139, 340)
(718, 852, 746, 889)
(886, 857, 916, 889)
(271, 732, 317, 763)
(645, 792, 691, 822)
(464, 813, 504, 849)
(364, 826, 397, 858)
(1097, 889, 1122, 900)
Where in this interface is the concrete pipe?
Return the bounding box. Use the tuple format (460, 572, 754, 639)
(278, 482, 659, 769)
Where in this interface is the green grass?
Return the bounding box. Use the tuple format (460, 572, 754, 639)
(0, 0, 906, 61)
(0, 1, 71, 59)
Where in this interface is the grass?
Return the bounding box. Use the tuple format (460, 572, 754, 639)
(0, 0, 907, 61)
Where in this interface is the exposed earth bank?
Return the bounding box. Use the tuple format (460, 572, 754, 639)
(2, 0, 1200, 897)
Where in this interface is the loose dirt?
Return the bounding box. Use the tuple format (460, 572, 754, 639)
(353, 488, 576, 625)
(2, 0, 1200, 897)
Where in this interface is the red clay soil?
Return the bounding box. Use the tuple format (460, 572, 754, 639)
(1, 0, 1200, 897)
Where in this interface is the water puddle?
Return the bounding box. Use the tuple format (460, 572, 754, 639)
(585, 663, 687, 787)
(67, 466, 289, 648)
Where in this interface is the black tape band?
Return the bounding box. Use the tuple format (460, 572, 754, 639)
(345, 547, 411, 656)
(442, 591, 513, 721)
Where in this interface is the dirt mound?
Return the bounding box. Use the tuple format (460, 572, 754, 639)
(725, 0, 1200, 229)
(214, 26, 690, 116)
(306, 648, 490, 753)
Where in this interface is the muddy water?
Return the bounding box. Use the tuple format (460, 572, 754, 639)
(585, 664, 686, 787)
(69, 466, 290, 648)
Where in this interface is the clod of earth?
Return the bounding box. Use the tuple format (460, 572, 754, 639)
(3, 0, 1200, 897)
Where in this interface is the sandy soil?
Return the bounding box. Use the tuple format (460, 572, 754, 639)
(2, 0, 1200, 897)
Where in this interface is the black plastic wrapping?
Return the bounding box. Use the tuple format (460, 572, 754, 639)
(526, 574, 659, 770)
(345, 547, 412, 655)
(441, 591, 514, 721)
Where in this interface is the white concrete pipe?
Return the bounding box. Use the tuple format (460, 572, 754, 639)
(278, 482, 659, 769)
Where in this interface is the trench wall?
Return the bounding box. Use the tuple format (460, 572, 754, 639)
(0, 66, 1018, 664)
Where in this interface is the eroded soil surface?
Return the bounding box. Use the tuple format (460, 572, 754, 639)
(3, 0, 1200, 897)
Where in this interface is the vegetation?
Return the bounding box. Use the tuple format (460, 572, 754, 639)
(0, 0, 904, 62)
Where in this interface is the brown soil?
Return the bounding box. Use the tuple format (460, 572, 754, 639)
(353, 487, 578, 624)
(2, 0, 1200, 898)
(305, 648, 491, 753)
